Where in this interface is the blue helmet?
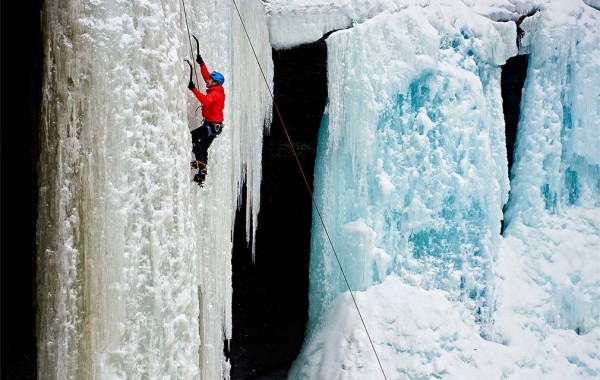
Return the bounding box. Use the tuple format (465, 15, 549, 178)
(210, 71, 225, 85)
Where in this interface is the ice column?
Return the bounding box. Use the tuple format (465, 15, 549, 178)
(503, 2, 600, 335)
(184, 0, 273, 378)
(36, 0, 272, 378)
(308, 4, 515, 333)
(506, 3, 600, 225)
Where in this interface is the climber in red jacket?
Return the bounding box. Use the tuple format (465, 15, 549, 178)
(187, 36, 226, 186)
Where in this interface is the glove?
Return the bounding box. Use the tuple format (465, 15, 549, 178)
(196, 53, 204, 65)
(188, 81, 195, 90)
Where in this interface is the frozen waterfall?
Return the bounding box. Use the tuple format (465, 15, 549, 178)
(36, 0, 271, 378)
(32, 0, 599, 379)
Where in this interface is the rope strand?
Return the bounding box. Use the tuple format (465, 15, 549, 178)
(180, 0, 200, 89)
(231, 1, 388, 379)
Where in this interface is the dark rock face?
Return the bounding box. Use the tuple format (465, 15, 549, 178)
(230, 40, 328, 379)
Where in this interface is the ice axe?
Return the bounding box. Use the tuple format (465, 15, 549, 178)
(184, 58, 201, 114)
(192, 35, 200, 58)
(184, 58, 193, 83)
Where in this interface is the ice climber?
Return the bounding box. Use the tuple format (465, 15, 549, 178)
(186, 35, 226, 186)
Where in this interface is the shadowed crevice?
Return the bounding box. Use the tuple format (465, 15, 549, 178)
(230, 38, 328, 379)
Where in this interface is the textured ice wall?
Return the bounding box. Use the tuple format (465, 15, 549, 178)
(506, 1, 600, 222)
(306, 2, 514, 336)
(501, 0, 600, 339)
(36, 0, 272, 378)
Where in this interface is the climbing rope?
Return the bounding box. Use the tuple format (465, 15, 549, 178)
(180, 0, 201, 114)
(231, 1, 388, 379)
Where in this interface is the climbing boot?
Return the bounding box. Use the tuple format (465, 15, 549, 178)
(193, 168, 207, 186)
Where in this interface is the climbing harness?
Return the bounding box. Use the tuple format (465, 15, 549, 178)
(204, 120, 223, 136)
(230, 1, 388, 379)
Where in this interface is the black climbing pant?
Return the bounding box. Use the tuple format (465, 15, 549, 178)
(191, 120, 222, 166)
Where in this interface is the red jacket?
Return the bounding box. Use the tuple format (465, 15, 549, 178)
(191, 63, 225, 123)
